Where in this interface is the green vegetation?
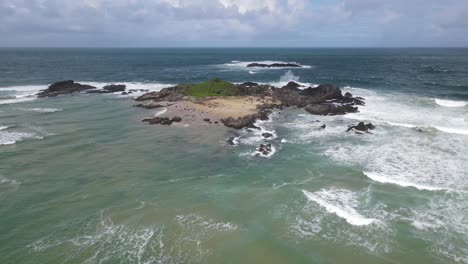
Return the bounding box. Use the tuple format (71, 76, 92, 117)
(182, 79, 239, 98)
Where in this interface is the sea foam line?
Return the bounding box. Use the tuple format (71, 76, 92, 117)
(302, 190, 376, 226)
(363, 171, 449, 191)
(434, 98, 467, 108)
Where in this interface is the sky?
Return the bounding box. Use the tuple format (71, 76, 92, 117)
(1, 0, 468, 47)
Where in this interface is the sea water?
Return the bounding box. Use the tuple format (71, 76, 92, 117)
(1, 48, 468, 263)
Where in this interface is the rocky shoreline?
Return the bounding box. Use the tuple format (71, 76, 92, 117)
(37, 79, 372, 157)
(133, 80, 365, 129)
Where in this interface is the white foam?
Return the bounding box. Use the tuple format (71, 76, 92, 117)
(0, 82, 173, 104)
(363, 171, 447, 191)
(403, 194, 468, 263)
(434, 126, 468, 135)
(0, 85, 45, 93)
(31, 211, 240, 263)
(0, 176, 19, 185)
(223, 60, 312, 69)
(0, 85, 44, 105)
(0, 130, 38, 145)
(385, 121, 417, 128)
(266, 70, 317, 88)
(0, 97, 37, 105)
(248, 71, 256, 74)
(82, 82, 174, 97)
(302, 189, 377, 226)
(175, 214, 238, 233)
(21, 108, 62, 113)
(434, 99, 467, 108)
(154, 108, 167, 116)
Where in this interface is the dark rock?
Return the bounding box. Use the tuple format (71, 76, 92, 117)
(346, 122, 376, 133)
(38, 80, 96, 97)
(300, 84, 342, 101)
(135, 84, 190, 102)
(142, 116, 179, 126)
(344, 92, 353, 98)
(237, 84, 272, 97)
(171, 116, 182, 122)
(256, 143, 273, 156)
(160, 118, 173, 125)
(241, 82, 259, 87)
(134, 103, 165, 109)
(203, 118, 211, 122)
(226, 136, 238, 146)
(142, 117, 163, 125)
(247, 63, 301, 68)
(366, 123, 376, 130)
(221, 114, 259, 129)
(286, 81, 301, 88)
(305, 104, 358, 116)
(103, 84, 126, 93)
(262, 132, 273, 139)
(320, 124, 326, 129)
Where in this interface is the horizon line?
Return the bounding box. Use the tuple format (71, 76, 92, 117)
(1, 46, 468, 49)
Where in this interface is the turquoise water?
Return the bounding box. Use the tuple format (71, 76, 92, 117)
(1, 48, 468, 263)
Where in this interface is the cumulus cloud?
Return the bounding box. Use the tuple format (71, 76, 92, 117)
(0, 0, 467, 47)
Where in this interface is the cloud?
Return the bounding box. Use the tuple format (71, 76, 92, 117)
(0, 0, 467, 47)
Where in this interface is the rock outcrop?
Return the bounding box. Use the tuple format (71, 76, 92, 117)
(135, 84, 190, 102)
(346, 122, 376, 133)
(255, 144, 273, 156)
(305, 104, 358, 116)
(142, 116, 182, 126)
(87, 84, 126, 94)
(37, 80, 96, 97)
(247, 63, 302, 68)
(134, 79, 366, 129)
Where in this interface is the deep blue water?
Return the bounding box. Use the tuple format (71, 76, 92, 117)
(1, 48, 467, 99)
(1, 48, 468, 264)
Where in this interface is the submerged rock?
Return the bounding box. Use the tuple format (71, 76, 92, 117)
(262, 132, 273, 139)
(87, 84, 127, 94)
(226, 136, 239, 146)
(142, 116, 182, 126)
(305, 104, 358, 116)
(103, 84, 126, 93)
(134, 103, 166, 109)
(346, 122, 376, 133)
(247, 63, 301, 68)
(172, 116, 182, 122)
(256, 143, 273, 156)
(38, 80, 96, 97)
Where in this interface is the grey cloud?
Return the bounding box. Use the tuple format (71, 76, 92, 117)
(0, 0, 467, 47)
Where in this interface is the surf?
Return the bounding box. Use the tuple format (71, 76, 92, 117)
(302, 189, 377, 226)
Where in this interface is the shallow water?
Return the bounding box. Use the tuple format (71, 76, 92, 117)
(1, 48, 468, 263)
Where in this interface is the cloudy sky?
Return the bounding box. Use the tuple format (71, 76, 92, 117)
(1, 0, 467, 47)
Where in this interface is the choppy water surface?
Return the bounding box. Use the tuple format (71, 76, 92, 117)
(1, 48, 468, 264)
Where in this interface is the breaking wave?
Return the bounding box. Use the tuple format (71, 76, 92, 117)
(302, 189, 377, 226)
(434, 98, 467, 108)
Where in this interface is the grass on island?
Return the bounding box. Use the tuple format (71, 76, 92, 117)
(183, 79, 239, 98)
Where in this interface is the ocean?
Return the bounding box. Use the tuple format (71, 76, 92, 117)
(1, 48, 467, 263)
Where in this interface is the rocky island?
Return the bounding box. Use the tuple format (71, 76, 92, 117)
(37, 79, 369, 156)
(133, 79, 365, 129)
